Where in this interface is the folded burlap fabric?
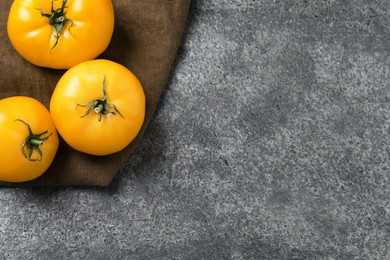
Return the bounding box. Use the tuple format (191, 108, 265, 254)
(0, 0, 191, 186)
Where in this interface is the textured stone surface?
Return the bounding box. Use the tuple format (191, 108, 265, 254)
(1, 0, 389, 259)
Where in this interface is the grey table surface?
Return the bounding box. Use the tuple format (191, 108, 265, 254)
(1, 0, 389, 259)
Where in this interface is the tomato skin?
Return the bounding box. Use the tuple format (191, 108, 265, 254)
(0, 97, 59, 182)
(7, 0, 114, 69)
(50, 59, 146, 156)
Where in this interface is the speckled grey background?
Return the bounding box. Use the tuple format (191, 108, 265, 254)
(1, 0, 389, 259)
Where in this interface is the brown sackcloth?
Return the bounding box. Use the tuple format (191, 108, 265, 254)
(0, 0, 191, 186)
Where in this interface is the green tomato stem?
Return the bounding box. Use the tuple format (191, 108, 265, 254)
(37, 0, 74, 52)
(76, 76, 125, 122)
(15, 119, 52, 162)
(30, 139, 44, 146)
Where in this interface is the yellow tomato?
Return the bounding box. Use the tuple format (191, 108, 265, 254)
(7, 0, 114, 69)
(50, 59, 146, 156)
(0, 97, 59, 182)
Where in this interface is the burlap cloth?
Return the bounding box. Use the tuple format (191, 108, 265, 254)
(0, 0, 191, 186)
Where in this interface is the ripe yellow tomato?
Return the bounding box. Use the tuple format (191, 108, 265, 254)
(7, 0, 114, 69)
(50, 59, 146, 156)
(0, 97, 59, 182)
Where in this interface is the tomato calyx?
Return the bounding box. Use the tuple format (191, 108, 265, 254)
(76, 76, 125, 122)
(37, 0, 74, 52)
(15, 119, 52, 162)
